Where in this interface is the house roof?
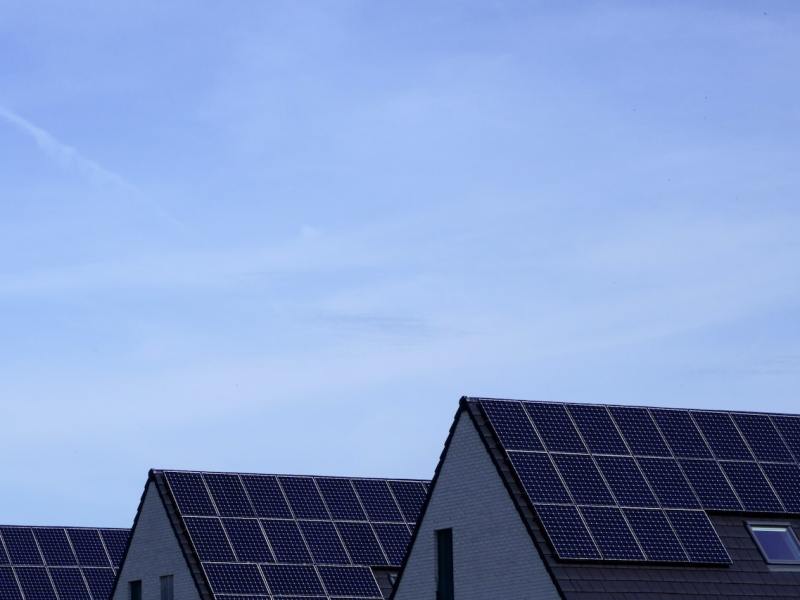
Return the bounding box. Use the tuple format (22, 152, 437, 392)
(132, 469, 428, 600)
(0, 525, 130, 600)
(461, 397, 800, 598)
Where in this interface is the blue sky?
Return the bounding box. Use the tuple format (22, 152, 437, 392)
(1, 1, 799, 527)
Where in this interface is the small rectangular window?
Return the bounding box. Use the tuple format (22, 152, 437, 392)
(129, 580, 142, 600)
(436, 528, 454, 600)
(749, 524, 800, 564)
(160, 575, 174, 600)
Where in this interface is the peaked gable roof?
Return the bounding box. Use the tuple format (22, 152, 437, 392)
(0, 525, 130, 600)
(393, 397, 800, 599)
(125, 469, 428, 600)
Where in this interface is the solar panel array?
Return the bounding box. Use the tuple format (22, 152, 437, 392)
(0, 526, 129, 600)
(476, 399, 800, 565)
(161, 470, 428, 599)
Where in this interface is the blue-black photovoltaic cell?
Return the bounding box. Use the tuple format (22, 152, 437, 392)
(761, 463, 800, 512)
(204, 563, 267, 594)
(551, 454, 614, 506)
(594, 456, 658, 508)
(318, 566, 382, 598)
(666, 511, 730, 564)
(508, 452, 571, 504)
(566, 404, 628, 455)
(261, 520, 311, 564)
(279, 477, 329, 519)
(240, 475, 292, 519)
(691, 412, 753, 460)
(100, 529, 129, 567)
(50, 568, 90, 600)
(184, 518, 235, 562)
(608, 407, 671, 457)
(678, 460, 742, 511)
(623, 509, 687, 562)
(33, 528, 76, 566)
(204, 474, 254, 518)
(298, 520, 350, 565)
(534, 505, 601, 560)
(336, 522, 386, 565)
(480, 400, 543, 451)
(1, 528, 43, 565)
(67, 529, 109, 567)
(732, 413, 794, 463)
(0, 543, 7, 565)
(15, 567, 56, 600)
(316, 478, 366, 521)
(83, 568, 115, 600)
(579, 506, 644, 561)
(720, 461, 784, 513)
(0, 567, 22, 600)
(524, 403, 587, 453)
(773, 415, 800, 461)
(261, 564, 324, 596)
(352, 479, 403, 522)
(222, 519, 273, 563)
(165, 471, 217, 516)
(388, 481, 427, 523)
(651, 409, 712, 459)
(372, 523, 411, 566)
(637, 458, 700, 509)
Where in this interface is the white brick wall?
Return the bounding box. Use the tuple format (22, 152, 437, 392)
(393, 410, 560, 600)
(113, 481, 201, 600)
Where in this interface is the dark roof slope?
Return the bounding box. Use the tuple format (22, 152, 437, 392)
(140, 469, 428, 600)
(460, 397, 800, 598)
(0, 525, 130, 600)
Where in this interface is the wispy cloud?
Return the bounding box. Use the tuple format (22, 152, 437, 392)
(0, 104, 183, 228)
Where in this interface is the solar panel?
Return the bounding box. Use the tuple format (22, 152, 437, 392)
(161, 470, 424, 600)
(524, 402, 587, 453)
(83, 568, 115, 600)
(204, 474, 254, 518)
(666, 511, 731, 564)
(720, 461, 784, 513)
(0, 543, 7, 565)
(317, 478, 366, 520)
(99, 529, 129, 567)
(650, 409, 712, 459)
(678, 460, 742, 511)
(164, 471, 217, 516)
(33, 529, 77, 566)
(279, 477, 329, 519)
(318, 565, 383, 598)
(50, 568, 91, 600)
(481, 399, 543, 451)
(772, 415, 800, 461)
(298, 520, 350, 565)
(623, 509, 688, 562)
(761, 463, 800, 512)
(594, 455, 658, 508)
(352, 479, 403, 522)
(533, 505, 601, 560)
(608, 406, 671, 457)
(261, 520, 311, 564)
(551, 454, 614, 505)
(691, 411, 753, 460)
(566, 404, 628, 455)
(1, 527, 43, 565)
(637, 458, 700, 509)
(240, 475, 292, 519)
(372, 523, 412, 566)
(261, 564, 324, 596)
(0, 567, 23, 600)
(579, 506, 644, 561)
(507, 452, 571, 504)
(222, 519, 273, 563)
(15, 567, 56, 600)
(67, 529, 110, 568)
(732, 414, 794, 463)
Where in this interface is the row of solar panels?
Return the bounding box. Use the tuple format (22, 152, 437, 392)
(161, 471, 429, 599)
(478, 400, 800, 564)
(0, 527, 129, 600)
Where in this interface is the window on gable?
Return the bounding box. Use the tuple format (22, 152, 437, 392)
(749, 524, 800, 564)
